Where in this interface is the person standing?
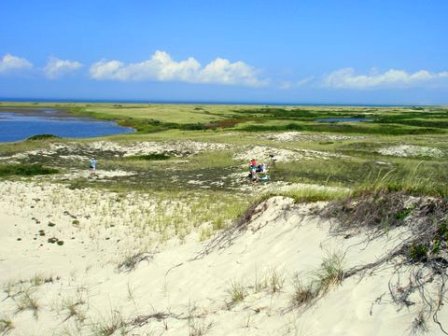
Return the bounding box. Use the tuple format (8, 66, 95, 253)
(89, 158, 97, 175)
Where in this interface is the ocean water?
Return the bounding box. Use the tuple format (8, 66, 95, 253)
(0, 110, 134, 142)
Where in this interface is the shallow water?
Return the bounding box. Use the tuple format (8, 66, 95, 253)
(0, 109, 133, 142)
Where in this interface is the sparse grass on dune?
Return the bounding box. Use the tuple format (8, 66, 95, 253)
(39, 182, 249, 243)
(261, 186, 351, 203)
(0, 316, 14, 335)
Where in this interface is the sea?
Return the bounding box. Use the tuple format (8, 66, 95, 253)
(0, 108, 134, 143)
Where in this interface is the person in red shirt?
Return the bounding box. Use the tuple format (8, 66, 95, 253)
(249, 159, 258, 182)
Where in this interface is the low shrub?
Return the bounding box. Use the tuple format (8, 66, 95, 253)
(0, 164, 58, 177)
(130, 153, 170, 161)
(408, 243, 429, 262)
(26, 134, 60, 141)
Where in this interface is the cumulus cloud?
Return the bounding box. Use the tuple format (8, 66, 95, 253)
(0, 54, 33, 73)
(323, 68, 448, 89)
(89, 50, 266, 87)
(44, 57, 83, 79)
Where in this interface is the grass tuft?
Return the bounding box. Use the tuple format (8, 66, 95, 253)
(16, 291, 40, 318)
(0, 317, 14, 335)
(91, 310, 127, 336)
(315, 252, 345, 293)
(290, 277, 317, 308)
(117, 251, 154, 272)
(227, 281, 246, 305)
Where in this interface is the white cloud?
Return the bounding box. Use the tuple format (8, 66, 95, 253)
(44, 57, 82, 79)
(0, 54, 32, 73)
(323, 68, 448, 89)
(279, 81, 293, 90)
(296, 76, 315, 87)
(89, 50, 266, 87)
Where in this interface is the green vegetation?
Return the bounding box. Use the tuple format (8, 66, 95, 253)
(66, 104, 448, 136)
(0, 317, 14, 335)
(1, 102, 447, 333)
(0, 102, 447, 242)
(3, 102, 446, 136)
(227, 281, 247, 305)
(290, 279, 316, 308)
(16, 291, 40, 318)
(314, 252, 345, 293)
(90, 310, 127, 336)
(128, 153, 171, 160)
(408, 243, 429, 262)
(0, 164, 58, 177)
(26, 134, 61, 141)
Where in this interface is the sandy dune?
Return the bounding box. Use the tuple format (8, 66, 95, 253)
(1, 181, 446, 335)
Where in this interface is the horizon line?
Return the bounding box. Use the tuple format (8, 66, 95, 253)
(0, 97, 444, 108)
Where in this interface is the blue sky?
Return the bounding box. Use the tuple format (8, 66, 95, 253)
(1, 0, 447, 104)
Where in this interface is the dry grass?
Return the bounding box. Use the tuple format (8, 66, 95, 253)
(226, 281, 247, 306)
(0, 317, 14, 335)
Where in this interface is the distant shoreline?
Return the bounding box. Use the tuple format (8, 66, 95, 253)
(0, 98, 436, 108)
(0, 107, 73, 118)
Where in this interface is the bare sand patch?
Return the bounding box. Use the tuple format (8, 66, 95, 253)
(265, 131, 366, 142)
(378, 144, 444, 158)
(0, 140, 230, 163)
(234, 145, 343, 163)
(66, 140, 229, 157)
(55, 169, 136, 180)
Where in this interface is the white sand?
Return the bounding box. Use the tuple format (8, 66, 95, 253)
(0, 140, 230, 164)
(234, 145, 343, 163)
(265, 131, 366, 142)
(1, 181, 447, 335)
(55, 169, 136, 180)
(378, 144, 445, 158)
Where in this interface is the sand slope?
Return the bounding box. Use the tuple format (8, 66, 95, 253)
(1, 182, 447, 335)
